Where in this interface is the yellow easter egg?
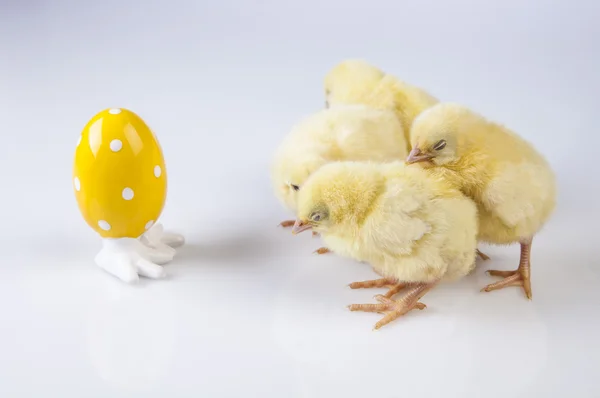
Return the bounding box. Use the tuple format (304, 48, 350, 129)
(73, 108, 167, 239)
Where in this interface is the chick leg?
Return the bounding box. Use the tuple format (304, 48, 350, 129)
(349, 278, 407, 299)
(481, 237, 533, 299)
(476, 248, 491, 261)
(348, 282, 436, 330)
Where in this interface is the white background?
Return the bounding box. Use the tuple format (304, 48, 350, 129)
(1, 0, 599, 397)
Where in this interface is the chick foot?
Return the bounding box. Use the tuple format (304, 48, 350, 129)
(481, 238, 532, 299)
(476, 248, 491, 261)
(95, 237, 172, 283)
(349, 278, 407, 299)
(348, 284, 433, 330)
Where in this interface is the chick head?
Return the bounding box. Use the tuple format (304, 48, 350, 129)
(324, 60, 385, 108)
(270, 151, 327, 212)
(291, 162, 384, 235)
(406, 103, 476, 167)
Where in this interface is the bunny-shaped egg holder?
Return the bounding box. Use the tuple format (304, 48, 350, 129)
(95, 223, 185, 283)
(75, 107, 186, 283)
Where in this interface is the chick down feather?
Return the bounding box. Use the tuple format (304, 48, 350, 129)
(295, 161, 479, 283)
(271, 105, 408, 213)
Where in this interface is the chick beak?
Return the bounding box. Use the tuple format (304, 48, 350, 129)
(291, 219, 312, 235)
(406, 147, 433, 164)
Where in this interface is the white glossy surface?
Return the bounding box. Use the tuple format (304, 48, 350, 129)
(1, 0, 599, 397)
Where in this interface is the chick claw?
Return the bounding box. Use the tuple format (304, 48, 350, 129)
(278, 220, 295, 228)
(481, 239, 533, 299)
(476, 249, 491, 261)
(481, 268, 532, 299)
(313, 247, 331, 255)
(348, 278, 407, 299)
(348, 295, 426, 330)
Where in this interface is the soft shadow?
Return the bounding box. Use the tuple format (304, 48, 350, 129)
(174, 232, 282, 264)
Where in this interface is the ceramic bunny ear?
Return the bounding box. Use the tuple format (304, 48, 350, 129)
(159, 226, 186, 248)
(95, 238, 169, 283)
(74, 107, 183, 283)
(140, 222, 185, 255)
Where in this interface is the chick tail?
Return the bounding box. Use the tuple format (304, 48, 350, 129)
(481, 237, 533, 300)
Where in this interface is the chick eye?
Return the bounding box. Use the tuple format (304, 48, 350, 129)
(433, 140, 446, 151)
(291, 184, 299, 191)
(311, 213, 321, 222)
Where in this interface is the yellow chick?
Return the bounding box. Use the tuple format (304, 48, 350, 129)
(271, 104, 408, 253)
(323, 60, 490, 262)
(291, 161, 478, 330)
(323, 59, 439, 153)
(407, 103, 557, 299)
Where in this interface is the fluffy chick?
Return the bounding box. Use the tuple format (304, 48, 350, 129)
(292, 161, 478, 330)
(407, 103, 557, 299)
(324, 59, 438, 152)
(271, 105, 408, 250)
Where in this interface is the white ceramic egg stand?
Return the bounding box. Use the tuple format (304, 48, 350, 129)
(95, 223, 185, 283)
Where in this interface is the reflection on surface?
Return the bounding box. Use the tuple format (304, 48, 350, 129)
(85, 285, 176, 392)
(269, 258, 549, 397)
(124, 124, 144, 156)
(88, 119, 103, 157)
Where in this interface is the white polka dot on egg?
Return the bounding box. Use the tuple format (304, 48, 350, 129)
(109, 108, 121, 115)
(73, 177, 81, 191)
(98, 220, 111, 231)
(122, 187, 134, 200)
(154, 165, 162, 178)
(145, 220, 154, 230)
(110, 139, 123, 152)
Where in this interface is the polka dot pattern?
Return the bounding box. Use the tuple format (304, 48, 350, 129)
(110, 139, 123, 152)
(122, 187, 134, 200)
(98, 220, 111, 231)
(74, 108, 167, 239)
